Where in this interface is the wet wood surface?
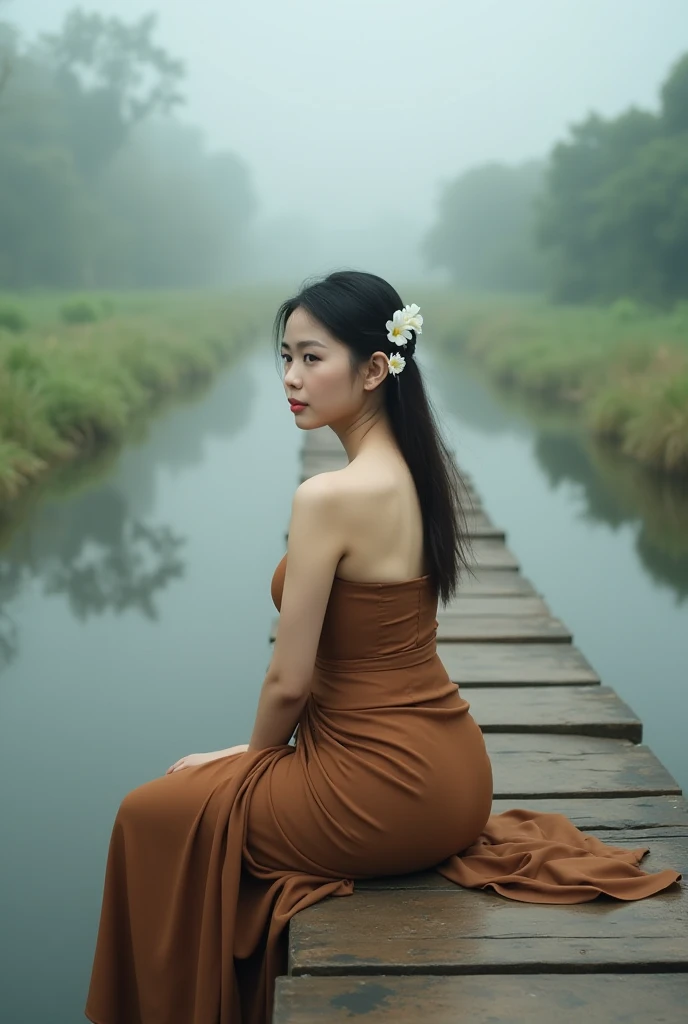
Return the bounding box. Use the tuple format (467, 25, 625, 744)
(288, 833, 686, 974)
(437, 642, 600, 684)
(455, 570, 537, 595)
(487, 795, 688, 830)
(464, 684, 642, 740)
(465, 538, 520, 570)
(440, 596, 550, 618)
(486, 733, 681, 798)
(437, 614, 572, 642)
(274, 973, 688, 1023)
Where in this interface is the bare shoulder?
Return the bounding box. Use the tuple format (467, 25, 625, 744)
(294, 469, 345, 506)
(301, 463, 390, 498)
(295, 465, 386, 522)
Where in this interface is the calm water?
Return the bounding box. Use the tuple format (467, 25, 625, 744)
(0, 348, 301, 1022)
(1, 343, 687, 1022)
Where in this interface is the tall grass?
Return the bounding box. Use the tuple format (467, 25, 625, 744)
(426, 294, 688, 477)
(0, 290, 265, 503)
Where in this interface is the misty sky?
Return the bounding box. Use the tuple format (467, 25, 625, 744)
(11, 1, 688, 232)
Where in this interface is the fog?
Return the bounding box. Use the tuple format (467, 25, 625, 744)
(7, 0, 688, 285)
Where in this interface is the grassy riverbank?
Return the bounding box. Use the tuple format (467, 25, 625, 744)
(0, 290, 268, 504)
(427, 295, 688, 477)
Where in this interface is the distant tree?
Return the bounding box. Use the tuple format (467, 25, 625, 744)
(37, 7, 185, 177)
(660, 52, 688, 135)
(423, 160, 547, 291)
(0, 19, 88, 285)
(588, 135, 688, 303)
(537, 109, 660, 301)
(537, 51, 688, 304)
(94, 120, 258, 287)
(0, 5, 258, 289)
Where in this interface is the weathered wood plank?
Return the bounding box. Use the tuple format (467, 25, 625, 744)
(436, 615, 571, 643)
(464, 685, 642, 740)
(488, 795, 688, 830)
(437, 643, 600, 685)
(274, 973, 688, 1024)
(486, 734, 682, 798)
(466, 538, 520, 571)
(440, 597, 550, 619)
(288, 837, 686, 976)
(456, 571, 537, 596)
(463, 517, 505, 540)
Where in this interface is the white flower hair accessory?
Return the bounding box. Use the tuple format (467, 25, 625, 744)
(385, 303, 422, 375)
(387, 352, 406, 375)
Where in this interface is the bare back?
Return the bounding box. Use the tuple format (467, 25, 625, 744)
(329, 452, 427, 584)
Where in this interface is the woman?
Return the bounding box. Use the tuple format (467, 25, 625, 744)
(85, 270, 680, 1024)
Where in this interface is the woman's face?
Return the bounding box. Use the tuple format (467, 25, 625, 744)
(281, 306, 385, 429)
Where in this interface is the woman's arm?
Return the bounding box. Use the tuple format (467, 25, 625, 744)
(247, 679, 308, 750)
(248, 474, 346, 752)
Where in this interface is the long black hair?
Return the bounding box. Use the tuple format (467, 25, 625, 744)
(272, 269, 474, 606)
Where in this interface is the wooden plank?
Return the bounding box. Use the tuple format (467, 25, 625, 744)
(488, 795, 688, 831)
(436, 615, 571, 643)
(274, 973, 688, 1024)
(288, 837, 686, 976)
(440, 596, 550, 619)
(464, 685, 642, 741)
(457, 571, 537, 596)
(463, 518, 505, 540)
(486, 734, 682, 798)
(437, 643, 600, 685)
(467, 539, 520, 571)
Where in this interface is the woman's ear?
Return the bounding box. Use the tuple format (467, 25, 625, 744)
(363, 351, 389, 391)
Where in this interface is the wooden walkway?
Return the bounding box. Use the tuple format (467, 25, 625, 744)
(271, 427, 688, 1023)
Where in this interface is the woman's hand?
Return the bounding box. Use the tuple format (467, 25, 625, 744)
(166, 744, 249, 775)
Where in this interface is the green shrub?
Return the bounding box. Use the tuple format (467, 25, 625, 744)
(4, 343, 48, 383)
(609, 297, 643, 323)
(40, 373, 131, 444)
(0, 304, 28, 333)
(0, 438, 48, 502)
(60, 299, 100, 324)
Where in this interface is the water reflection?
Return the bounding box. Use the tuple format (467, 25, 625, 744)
(437, 354, 688, 601)
(0, 352, 255, 668)
(0, 569, 19, 670)
(536, 433, 688, 603)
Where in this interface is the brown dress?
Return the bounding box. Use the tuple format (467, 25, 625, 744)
(85, 553, 681, 1024)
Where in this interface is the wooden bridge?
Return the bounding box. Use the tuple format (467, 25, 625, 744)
(270, 426, 687, 1023)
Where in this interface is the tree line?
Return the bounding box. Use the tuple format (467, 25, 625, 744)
(0, 5, 257, 289)
(424, 52, 688, 306)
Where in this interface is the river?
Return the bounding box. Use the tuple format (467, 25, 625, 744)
(0, 342, 686, 1022)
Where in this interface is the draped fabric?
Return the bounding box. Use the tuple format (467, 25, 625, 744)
(85, 553, 681, 1024)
